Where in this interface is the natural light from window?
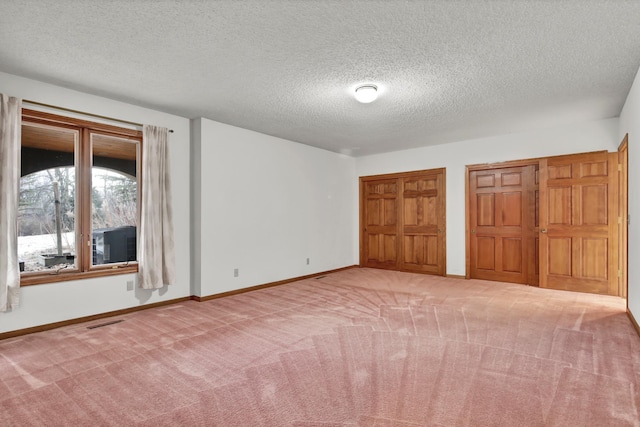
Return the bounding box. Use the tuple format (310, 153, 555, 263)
(18, 167, 137, 272)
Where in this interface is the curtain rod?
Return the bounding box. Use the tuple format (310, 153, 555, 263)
(23, 99, 174, 133)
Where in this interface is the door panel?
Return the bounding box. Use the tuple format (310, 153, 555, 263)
(361, 179, 399, 269)
(469, 165, 537, 285)
(548, 237, 571, 276)
(502, 172, 522, 186)
(367, 234, 397, 263)
(549, 187, 571, 224)
(581, 238, 607, 279)
(503, 238, 522, 272)
(403, 235, 439, 267)
(476, 237, 496, 270)
(477, 194, 495, 226)
(502, 193, 522, 226)
(581, 185, 607, 224)
(539, 152, 618, 295)
(400, 173, 445, 275)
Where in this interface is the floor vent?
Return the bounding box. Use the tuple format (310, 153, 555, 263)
(315, 275, 327, 279)
(87, 319, 124, 330)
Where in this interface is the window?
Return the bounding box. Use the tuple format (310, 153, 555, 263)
(19, 109, 142, 285)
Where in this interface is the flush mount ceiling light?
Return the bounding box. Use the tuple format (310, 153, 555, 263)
(354, 84, 378, 103)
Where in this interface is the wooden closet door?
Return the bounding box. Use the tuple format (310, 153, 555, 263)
(469, 166, 536, 284)
(360, 169, 446, 276)
(400, 171, 445, 275)
(539, 152, 618, 295)
(360, 178, 400, 269)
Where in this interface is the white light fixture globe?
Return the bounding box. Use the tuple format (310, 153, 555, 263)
(354, 84, 378, 103)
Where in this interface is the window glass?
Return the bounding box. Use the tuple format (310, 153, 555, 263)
(91, 132, 139, 265)
(19, 123, 78, 272)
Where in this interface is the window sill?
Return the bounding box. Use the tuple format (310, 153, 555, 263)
(20, 264, 139, 286)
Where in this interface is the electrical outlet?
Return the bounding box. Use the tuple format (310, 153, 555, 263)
(234, 268, 239, 277)
(306, 258, 310, 265)
(126, 280, 134, 291)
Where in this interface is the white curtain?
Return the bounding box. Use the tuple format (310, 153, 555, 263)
(139, 125, 175, 289)
(0, 94, 21, 311)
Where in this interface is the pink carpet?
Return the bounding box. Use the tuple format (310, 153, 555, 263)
(0, 268, 638, 426)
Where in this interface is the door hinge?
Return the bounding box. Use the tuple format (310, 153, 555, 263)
(618, 270, 622, 278)
(619, 217, 623, 224)
(618, 164, 622, 171)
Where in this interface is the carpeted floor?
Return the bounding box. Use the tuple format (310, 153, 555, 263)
(0, 268, 638, 426)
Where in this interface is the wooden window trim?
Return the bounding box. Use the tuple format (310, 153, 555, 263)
(22, 109, 142, 138)
(20, 109, 141, 286)
(20, 264, 139, 286)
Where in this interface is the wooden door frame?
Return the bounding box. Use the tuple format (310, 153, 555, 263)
(360, 168, 447, 275)
(619, 135, 629, 300)
(465, 158, 541, 279)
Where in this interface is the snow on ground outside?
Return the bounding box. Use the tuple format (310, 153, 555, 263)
(18, 232, 75, 271)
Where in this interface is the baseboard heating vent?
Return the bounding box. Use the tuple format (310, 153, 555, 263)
(87, 319, 124, 329)
(315, 275, 327, 280)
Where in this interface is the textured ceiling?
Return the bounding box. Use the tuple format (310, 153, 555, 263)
(1, 1, 640, 156)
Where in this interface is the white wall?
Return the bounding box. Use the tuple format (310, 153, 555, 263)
(192, 118, 356, 297)
(0, 72, 191, 333)
(619, 65, 640, 320)
(356, 118, 620, 276)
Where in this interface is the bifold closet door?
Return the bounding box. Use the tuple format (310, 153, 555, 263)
(360, 178, 400, 270)
(360, 169, 446, 276)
